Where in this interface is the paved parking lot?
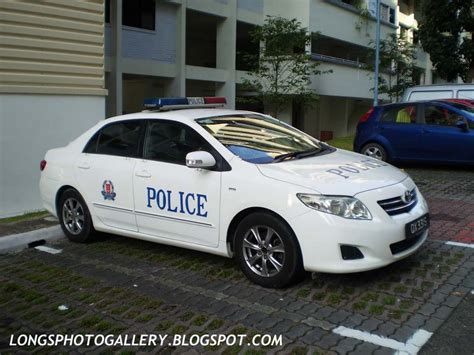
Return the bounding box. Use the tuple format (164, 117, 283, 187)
(1, 167, 473, 354)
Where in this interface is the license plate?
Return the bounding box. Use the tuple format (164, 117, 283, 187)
(405, 213, 430, 239)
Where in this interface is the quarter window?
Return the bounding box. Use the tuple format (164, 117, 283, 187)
(144, 121, 211, 165)
(381, 105, 417, 124)
(424, 105, 460, 127)
(84, 121, 142, 157)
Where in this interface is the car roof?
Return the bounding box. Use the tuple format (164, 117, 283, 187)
(376, 100, 470, 108)
(406, 83, 474, 89)
(106, 108, 260, 123)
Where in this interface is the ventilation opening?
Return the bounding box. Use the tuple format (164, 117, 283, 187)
(340, 245, 364, 260)
(390, 234, 423, 255)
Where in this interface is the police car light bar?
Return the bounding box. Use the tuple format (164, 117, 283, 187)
(143, 97, 227, 111)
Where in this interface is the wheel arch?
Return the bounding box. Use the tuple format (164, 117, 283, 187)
(361, 139, 393, 160)
(226, 207, 302, 256)
(55, 185, 92, 218)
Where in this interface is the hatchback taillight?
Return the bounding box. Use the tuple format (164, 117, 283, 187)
(40, 160, 47, 171)
(359, 107, 374, 123)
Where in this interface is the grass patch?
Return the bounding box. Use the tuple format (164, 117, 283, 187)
(290, 347, 309, 355)
(155, 320, 173, 332)
(352, 301, 367, 311)
(327, 135, 354, 151)
(368, 304, 384, 315)
(362, 292, 378, 302)
(296, 288, 311, 298)
(328, 293, 343, 305)
(206, 318, 224, 330)
(0, 210, 49, 224)
(192, 315, 208, 327)
(382, 295, 396, 306)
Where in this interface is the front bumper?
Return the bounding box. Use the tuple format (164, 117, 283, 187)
(290, 179, 429, 273)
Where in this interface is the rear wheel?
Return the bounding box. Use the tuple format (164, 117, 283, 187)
(58, 189, 95, 243)
(234, 212, 304, 288)
(361, 143, 388, 162)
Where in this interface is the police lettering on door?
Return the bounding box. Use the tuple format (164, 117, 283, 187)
(146, 187, 208, 217)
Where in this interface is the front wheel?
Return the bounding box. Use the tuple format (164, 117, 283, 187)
(58, 189, 95, 243)
(234, 212, 304, 288)
(361, 143, 388, 162)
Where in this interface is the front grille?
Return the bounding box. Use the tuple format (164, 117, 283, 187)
(378, 188, 417, 216)
(390, 233, 423, 255)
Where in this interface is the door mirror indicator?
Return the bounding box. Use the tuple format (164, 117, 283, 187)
(455, 117, 469, 132)
(186, 151, 216, 169)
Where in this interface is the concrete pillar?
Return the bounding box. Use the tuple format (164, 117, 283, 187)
(215, 0, 237, 108)
(167, 2, 186, 97)
(109, 0, 123, 116)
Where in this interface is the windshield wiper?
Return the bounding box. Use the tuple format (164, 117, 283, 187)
(273, 147, 324, 163)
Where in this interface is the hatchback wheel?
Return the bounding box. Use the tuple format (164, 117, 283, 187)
(234, 212, 303, 288)
(361, 143, 388, 161)
(58, 189, 95, 243)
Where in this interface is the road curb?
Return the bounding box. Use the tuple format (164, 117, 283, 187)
(0, 226, 64, 253)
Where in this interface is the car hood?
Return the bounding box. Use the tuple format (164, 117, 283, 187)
(256, 149, 408, 196)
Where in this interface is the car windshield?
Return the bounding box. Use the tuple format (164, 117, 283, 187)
(196, 115, 324, 164)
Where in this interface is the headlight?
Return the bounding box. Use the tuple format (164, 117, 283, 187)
(297, 194, 372, 220)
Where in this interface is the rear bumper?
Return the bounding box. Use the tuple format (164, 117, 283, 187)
(290, 179, 429, 273)
(39, 176, 58, 217)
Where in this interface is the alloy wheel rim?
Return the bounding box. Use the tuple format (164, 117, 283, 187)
(364, 146, 383, 160)
(242, 226, 285, 278)
(62, 198, 85, 235)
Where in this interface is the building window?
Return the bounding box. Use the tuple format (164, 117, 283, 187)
(105, 0, 110, 23)
(413, 30, 419, 45)
(380, 3, 396, 24)
(123, 0, 155, 30)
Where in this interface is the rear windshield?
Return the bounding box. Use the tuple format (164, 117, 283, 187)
(196, 115, 323, 164)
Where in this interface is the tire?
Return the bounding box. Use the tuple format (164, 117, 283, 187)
(234, 212, 304, 288)
(58, 189, 95, 243)
(361, 143, 388, 162)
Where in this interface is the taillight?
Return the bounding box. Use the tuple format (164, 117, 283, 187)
(40, 160, 47, 171)
(359, 107, 375, 123)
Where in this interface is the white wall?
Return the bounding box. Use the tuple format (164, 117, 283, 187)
(0, 95, 105, 218)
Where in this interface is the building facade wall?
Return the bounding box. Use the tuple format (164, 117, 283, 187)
(0, 0, 106, 217)
(0, 95, 105, 218)
(0, 0, 106, 96)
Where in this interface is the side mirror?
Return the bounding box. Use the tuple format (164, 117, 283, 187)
(455, 117, 469, 132)
(186, 151, 216, 169)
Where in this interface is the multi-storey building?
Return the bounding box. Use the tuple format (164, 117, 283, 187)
(105, 0, 432, 139)
(0, 0, 432, 217)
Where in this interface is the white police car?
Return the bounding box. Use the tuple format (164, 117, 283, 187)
(39, 97, 429, 288)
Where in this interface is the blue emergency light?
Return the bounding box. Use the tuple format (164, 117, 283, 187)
(143, 96, 227, 110)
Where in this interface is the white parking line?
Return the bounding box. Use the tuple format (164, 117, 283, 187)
(445, 241, 474, 249)
(34, 245, 62, 254)
(333, 326, 432, 354)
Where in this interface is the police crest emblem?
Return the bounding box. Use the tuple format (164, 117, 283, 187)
(101, 180, 116, 201)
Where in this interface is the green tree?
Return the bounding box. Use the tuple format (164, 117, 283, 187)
(240, 16, 329, 117)
(418, 0, 474, 83)
(367, 33, 420, 102)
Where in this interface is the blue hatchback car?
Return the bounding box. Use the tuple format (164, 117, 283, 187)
(354, 100, 474, 164)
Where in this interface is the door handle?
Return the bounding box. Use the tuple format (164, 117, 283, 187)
(77, 162, 90, 170)
(135, 170, 152, 178)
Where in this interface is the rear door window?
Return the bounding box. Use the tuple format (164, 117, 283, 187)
(381, 105, 418, 124)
